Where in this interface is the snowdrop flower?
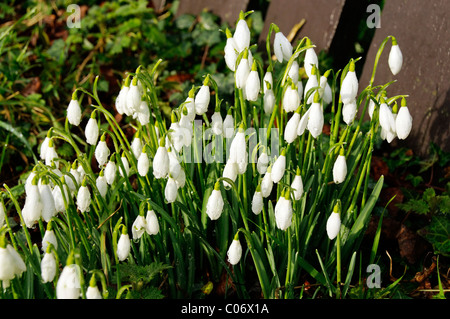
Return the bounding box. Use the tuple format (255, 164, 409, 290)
(396, 98, 412, 140)
(96, 170, 108, 198)
(211, 111, 223, 135)
(85, 112, 99, 146)
(222, 160, 238, 189)
(263, 69, 273, 93)
(42, 222, 58, 253)
(67, 91, 82, 126)
(304, 65, 319, 104)
(271, 149, 286, 184)
(126, 76, 142, 114)
(131, 133, 143, 159)
(233, 12, 250, 53)
(223, 110, 235, 139)
(251, 184, 263, 215)
(86, 275, 102, 299)
(283, 82, 300, 113)
(165, 176, 178, 203)
(378, 99, 396, 136)
(326, 201, 341, 240)
(22, 181, 42, 228)
(235, 49, 250, 89)
(304, 40, 318, 78)
(195, 76, 210, 115)
(342, 99, 358, 125)
(368, 99, 376, 120)
(39, 178, 56, 222)
(41, 248, 57, 283)
(319, 71, 333, 105)
(206, 181, 224, 220)
(168, 148, 182, 179)
(146, 209, 160, 235)
(56, 253, 81, 299)
(307, 92, 324, 138)
(168, 120, 185, 153)
(104, 159, 117, 185)
(115, 76, 131, 115)
(291, 168, 304, 200)
(0, 237, 26, 288)
(273, 29, 293, 63)
(184, 87, 197, 122)
(284, 108, 301, 144)
(153, 139, 169, 179)
(132, 213, 148, 240)
(224, 28, 239, 71)
(94, 134, 110, 167)
(257, 150, 269, 175)
(340, 60, 359, 104)
(297, 108, 310, 137)
(137, 147, 150, 177)
(263, 82, 276, 114)
(45, 138, 58, 167)
(135, 99, 150, 126)
(174, 168, 186, 189)
(53, 178, 69, 213)
(76, 179, 91, 213)
(119, 153, 130, 178)
(39, 132, 51, 161)
(117, 228, 131, 262)
(245, 61, 260, 101)
(288, 60, 299, 84)
(275, 190, 293, 231)
(229, 124, 247, 174)
(260, 165, 273, 198)
(333, 149, 347, 184)
(227, 234, 242, 265)
(388, 37, 403, 76)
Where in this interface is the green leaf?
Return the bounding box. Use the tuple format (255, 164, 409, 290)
(418, 215, 450, 256)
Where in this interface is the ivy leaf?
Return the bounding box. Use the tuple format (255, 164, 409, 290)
(418, 216, 450, 256)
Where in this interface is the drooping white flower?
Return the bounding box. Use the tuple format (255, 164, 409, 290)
(115, 77, 130, 115)
(235, 51, 250, 89)
(378, 100, 396, 135)
(271, 150, 286, 184)
(288, 61, 300, 85)
(22, 183, 42, 228)
(340, 60, 359, 104)
(137, 147, 150, 177)
(131, 214, 148, 240)
(388, 37, 403, 76)
(263, 70, 273, 93)
(263, 85, 276, 114)
(42, 226, 58, 253)
(206, 181, 224, 220)
(45, 138, 58, 167)
(67, 94, 82, 126)
(153, 140, 169, 179)
(119, 153, 130, 178)
(174, 168, 186, 189)
(233, 15, 250, 53)
(222, 160, 238, 189)
(86, 282, 102, 299)
(168, 148, 182, 179)
(319, 74, 333, 105)
(342, 99, 357, 125)
(146, 209, 160, 235)
(284, 110, 301, 144)
(0, 241, 26, 288)
(304, 66, 319, 104)
(39, 135, 50, 161)
(260, 166, 273, 198)
(164, 177, 178, 203)
(275, 191, 293, 231)
(195, 77, 210, 115)
(333, 150, 347, 184)
(307, 93, 324, 138)
(39, 179, 56, 223)
(126, 77, 142, 114)
(104, 160, 117, 185)
(96, 172, 108, 198)
(283, 82, 300, 113)
(94, 134, 110, 167)
(396, 98, 412, 140)
(227, 235, 242, 265)
(76, 181, 91, 213)
(41, 250, 56, 283)
(211, 112, 223, 135)
(85, 113, 99, 146)
(297, 108, 310, 137)
(304, 42, 319, 78)
(131, 134, 143, 159)
(251, 186, 263, 215)
(223, 112, 235, 139)
(257, 151, 269, 175)
(117, 231, 131, 262)
(291, 170, 304, 200)
(326, 201, 341, 240)
(136, 99, 150, 125)
(56, 261, 81, 299)
(229, 126, 247, 174)
(224, 28, 239, 71)
(274, 30, 293, 63)
(245, 61, 260, 101)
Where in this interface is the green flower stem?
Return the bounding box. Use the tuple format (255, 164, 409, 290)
(369, 36, 394, 87)
(238, 88, 247, 128)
